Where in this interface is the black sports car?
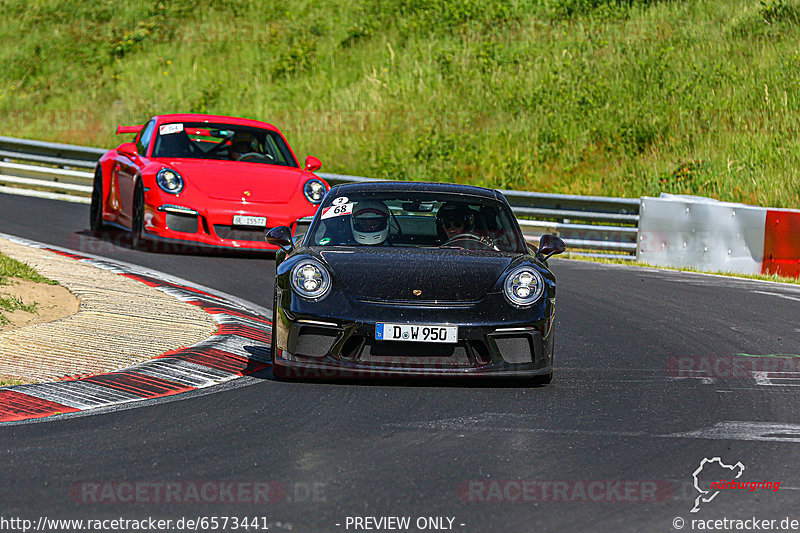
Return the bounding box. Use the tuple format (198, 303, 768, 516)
(266, 182, 565, 382)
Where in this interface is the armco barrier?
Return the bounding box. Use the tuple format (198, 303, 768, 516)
(0, 136, 638, 257)
(321, 172, 639, 256)
(637, 194, 800, 277)
(4, 137, 800, 274)
(0, 135, 104, 168)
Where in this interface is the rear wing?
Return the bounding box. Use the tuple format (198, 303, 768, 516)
(116, 124, 144, 135)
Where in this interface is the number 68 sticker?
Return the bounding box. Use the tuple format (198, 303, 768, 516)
(321, 202, 353, 219)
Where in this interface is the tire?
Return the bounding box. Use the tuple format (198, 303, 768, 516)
(89, 168, 104, 235)
(131, 180, 145, 250)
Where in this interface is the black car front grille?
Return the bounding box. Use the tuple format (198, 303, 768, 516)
(355, 297, 478, 308)
(166, 213, 198, 233)
(293, 325, 341, 358)
(358, 340, 472, 367)
(214, 225, 269, 242)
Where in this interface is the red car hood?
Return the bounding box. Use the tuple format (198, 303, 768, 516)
(162, 160, 305, 203)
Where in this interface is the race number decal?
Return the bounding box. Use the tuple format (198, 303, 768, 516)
(159, 123, 184, 135)
(332, 196, 349, 206)
(321, 203, 353, 219)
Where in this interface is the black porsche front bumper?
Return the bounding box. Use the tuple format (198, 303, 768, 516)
(272, 291, 555, 379)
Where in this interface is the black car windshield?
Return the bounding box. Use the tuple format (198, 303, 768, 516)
(308, 191, 526, 253)
(150, 122, 298, 167)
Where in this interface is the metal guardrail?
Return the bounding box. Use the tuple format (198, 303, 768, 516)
(319, 173, 639, 257)
(0, 136, 639, 257)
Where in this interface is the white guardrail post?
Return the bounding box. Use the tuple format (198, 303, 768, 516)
(0, 136, 640, 258)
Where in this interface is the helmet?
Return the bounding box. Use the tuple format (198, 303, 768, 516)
(230, 131, 257, 158)
(351, 200, 389, 245)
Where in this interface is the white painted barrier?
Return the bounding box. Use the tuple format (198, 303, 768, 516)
(637, 194, 766, 274)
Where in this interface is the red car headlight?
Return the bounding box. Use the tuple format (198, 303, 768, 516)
(156, 168, 184, 194)
(303, 179, 327, 204)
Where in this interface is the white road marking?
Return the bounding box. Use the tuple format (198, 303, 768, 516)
(752, 371, 800, 386)
(392, 415, 800, 443)
(664, 421, 800, 443)
(753, 290, 800, 303)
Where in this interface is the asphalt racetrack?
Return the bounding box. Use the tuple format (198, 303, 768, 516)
(2, 192, 800, 532)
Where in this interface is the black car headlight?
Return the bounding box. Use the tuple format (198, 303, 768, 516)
(503, 266, 545, 307)
(303, 179, 327, 204)
(156, 168, 184, 194)
(291, 259, 331, 300)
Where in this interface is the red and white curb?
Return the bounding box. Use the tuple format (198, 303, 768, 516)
(0, 236, 272, 423)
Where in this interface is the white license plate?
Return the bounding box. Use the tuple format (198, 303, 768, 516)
(233, 215, 267, 227)
(375, 323, 458, 343)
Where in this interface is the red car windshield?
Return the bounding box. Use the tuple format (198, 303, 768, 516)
(151, 122, 298, 167)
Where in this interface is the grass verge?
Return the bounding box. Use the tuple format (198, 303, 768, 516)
(0, 253, 55, 325)
(0, 253, 56, 286)
(1, 0, 800, 207)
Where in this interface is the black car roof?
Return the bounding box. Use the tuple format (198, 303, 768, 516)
(330, 181, 503, 201)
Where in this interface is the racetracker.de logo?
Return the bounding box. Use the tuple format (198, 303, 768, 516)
(667, 354, 800, 379)
(690, 458, 781, 513)
(457, 480, 673, 503)
(70, 481, 326, 504)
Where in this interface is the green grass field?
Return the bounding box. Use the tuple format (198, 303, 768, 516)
(2, 0, 799, 206)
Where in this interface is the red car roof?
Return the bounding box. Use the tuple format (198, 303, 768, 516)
(152, 114, 282, 133)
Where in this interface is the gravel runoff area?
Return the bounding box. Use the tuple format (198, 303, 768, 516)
(0, 237, 218, 382)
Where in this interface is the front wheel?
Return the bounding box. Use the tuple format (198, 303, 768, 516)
(89, 169, 104, 235)
(131, 181, 145, 250)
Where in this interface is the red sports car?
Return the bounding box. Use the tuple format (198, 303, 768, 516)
(91, 113, 329, 250)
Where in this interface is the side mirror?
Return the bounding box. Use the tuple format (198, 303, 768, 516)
(117, 142, 138, 159)
(304, 155, 322, 172)
(537, 234, 565, 261)
(266, 226, 294, 252)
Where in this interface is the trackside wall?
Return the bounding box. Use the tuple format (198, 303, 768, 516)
(637, 194, 800, 278)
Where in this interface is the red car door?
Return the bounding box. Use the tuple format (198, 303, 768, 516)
(115, 121, 154, 226)
(115, 153, 139, 226)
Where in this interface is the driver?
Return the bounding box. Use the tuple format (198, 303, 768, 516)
(351, 200, 390, 245)
(229, 131, 257, 160)
(437, 203, 474, 240)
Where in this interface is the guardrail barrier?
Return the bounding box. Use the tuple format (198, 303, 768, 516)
(0, 136, 639, 258)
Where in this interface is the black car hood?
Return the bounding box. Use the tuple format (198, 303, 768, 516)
(317, 247, 518, 302)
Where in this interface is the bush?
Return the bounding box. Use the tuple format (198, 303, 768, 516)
(271, 37, 317, 77)
(759, 0, 800, 23)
